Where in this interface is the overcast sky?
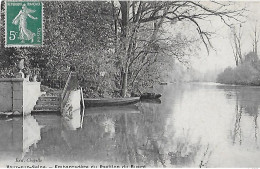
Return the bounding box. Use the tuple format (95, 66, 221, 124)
(191, 1, 260, 74)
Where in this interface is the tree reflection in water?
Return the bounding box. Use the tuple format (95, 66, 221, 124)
(0, 85, 203, 167)
(2, 84, 260, 167)
(21, 84, 201, 168)
(220, 86, 260, 148)
(233, 95, 242, 145)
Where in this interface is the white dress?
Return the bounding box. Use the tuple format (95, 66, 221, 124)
(13, 10, 35, 41)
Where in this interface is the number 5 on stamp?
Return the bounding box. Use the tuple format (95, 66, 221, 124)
(5, 1, 43, 47)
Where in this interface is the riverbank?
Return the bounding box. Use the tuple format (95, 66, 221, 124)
(217, 53, 260, 86)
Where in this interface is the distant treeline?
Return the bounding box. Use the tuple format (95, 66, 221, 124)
(217, 52, 260, 85)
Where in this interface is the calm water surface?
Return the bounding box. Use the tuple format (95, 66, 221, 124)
(0, 83, 260, 167)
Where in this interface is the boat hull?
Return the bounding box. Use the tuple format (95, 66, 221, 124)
(140, 93, 162, 100)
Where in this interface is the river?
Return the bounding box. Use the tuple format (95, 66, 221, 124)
(0, 82, 259, 167)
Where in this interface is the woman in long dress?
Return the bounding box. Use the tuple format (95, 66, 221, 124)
(12, 4, 38, 43)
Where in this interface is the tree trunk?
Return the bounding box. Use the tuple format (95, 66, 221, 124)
(119, 1, 129, 39)
(112, 1, 118, 54)
(121, 68, 128, 97)
(119, 1, 130, 97)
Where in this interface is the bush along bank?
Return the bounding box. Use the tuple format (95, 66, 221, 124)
(217, 52, 260, 86)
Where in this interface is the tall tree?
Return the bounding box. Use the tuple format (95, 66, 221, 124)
(114, 1, 245, 96)
(251, 21, 259, 56)
(230, 24, 243, 66)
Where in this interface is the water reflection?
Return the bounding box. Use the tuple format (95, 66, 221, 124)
(233, 97, 242, 145)
(218, 85, 260, 148)
(62, 90, 82, 130)
(0, 116, 23, 163)
(0, 115, 41, 163)
(1, 83, 260, 167)
(22, 115, 42, 157)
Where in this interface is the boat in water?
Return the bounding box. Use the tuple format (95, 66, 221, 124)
(140, 98, 161, 104)
(140, 93, 162, 100)
(84, 97, 140, 107)
(160, 82, 168, 85)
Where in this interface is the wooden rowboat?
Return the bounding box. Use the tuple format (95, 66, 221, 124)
(140, 93, 162, 100)
(160, 82, 168, 85)
(141, 98, 161, 104)
(84, 97, 140, 107)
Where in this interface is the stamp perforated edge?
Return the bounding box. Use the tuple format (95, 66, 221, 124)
(0, 0, 5, 48)
(4, 0, 44, 48)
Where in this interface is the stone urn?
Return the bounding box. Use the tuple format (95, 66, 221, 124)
(16, 58, 25, 78)
(18, 58, 25, 70)
(25, 74, 30, 82)
(32, 75, 37, 82)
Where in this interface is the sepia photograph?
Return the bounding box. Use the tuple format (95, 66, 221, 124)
(0, 0, 260, 168)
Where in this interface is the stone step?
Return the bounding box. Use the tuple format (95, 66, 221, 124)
(36, 100, 60, 105)
(34, 104, 60, 110)
(31, 110, 60, 115)
(38, 96, 60, 101)
(42, 92, 61, 97)
(39, 95, 60, 98)
(33, 107, 60, 111)
(31, 91, 62, 114)
(33, 108, 59, 111)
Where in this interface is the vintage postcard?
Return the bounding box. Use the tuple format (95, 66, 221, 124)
(0, 0, 260, 168)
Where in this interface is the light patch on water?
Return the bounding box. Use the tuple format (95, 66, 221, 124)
(164, 84, 260, 167)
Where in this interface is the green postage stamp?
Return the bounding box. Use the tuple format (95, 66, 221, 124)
(5, 1, 43, 47)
